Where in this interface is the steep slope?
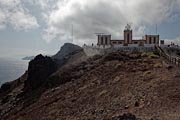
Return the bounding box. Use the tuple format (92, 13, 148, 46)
(1, 51, 180, 120)
(52, 43, 87, 67)
(53, 43, 83, 60)
(0, 43, 88, 119)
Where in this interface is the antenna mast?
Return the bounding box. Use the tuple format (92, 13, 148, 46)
(72, 24, 74, 43)
(156, 24, 158, 34)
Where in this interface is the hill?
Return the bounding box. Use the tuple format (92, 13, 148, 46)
(0, 44, 180, 120)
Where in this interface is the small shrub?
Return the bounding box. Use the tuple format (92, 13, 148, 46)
(141, 52, 148, 57)
(143, 70, 151, 76)
(149, 54, 159, 59)
(154, 63, 163, 68)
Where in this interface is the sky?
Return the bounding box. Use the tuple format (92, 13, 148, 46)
(0, 0, 180, 58)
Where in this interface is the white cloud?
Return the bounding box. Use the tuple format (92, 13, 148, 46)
(41, 0, 180, 45)
(0, 9, 6, 30)
(0, 0, 180, 45)
(25, 0, 58, 10)
(9, 9, 39, 30)
(0, 0, 21, 7)
(0, 0, 39, 31)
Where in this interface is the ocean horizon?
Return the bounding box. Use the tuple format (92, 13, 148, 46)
(0, 57, 28, 86)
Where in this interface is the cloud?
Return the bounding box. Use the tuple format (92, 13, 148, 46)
(41, 0, 180, 45)
(25, 0, 58, 10)
(0, 10, 6, 30)
(9, 9, 39, 30)
(0, 0, 180, 45)
(0, 0, 39, 30)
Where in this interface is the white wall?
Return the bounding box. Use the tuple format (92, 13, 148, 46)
(83, 46, 102, 56)
(144, 44, 155, 47)
(114, 44, 124, 48)
(128, 44, 139, 47)
(83, 44, 156, 57)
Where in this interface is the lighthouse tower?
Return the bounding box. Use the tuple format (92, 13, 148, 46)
(124, 24, 132, 45)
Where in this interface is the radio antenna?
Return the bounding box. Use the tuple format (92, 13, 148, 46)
(72, 24, 74, 43)
(156, 24, 158, 34)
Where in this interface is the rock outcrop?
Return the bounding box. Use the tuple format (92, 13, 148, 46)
(22, 43, 86, 93)
(52, 43, 86, 67)
(53, 43, 83, 60)
(24, 54, 57, 92)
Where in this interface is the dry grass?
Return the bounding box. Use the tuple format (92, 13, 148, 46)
(141, 52, 159, 59)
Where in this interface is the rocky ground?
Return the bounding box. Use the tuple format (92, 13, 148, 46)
(0, 45, 180, 120)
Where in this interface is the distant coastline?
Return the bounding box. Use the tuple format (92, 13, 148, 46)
(22, 56, 35, 61)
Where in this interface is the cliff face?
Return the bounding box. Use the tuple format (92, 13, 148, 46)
(24, 54, 57, 92)
(25, 43, 86, 91)
(1, 45, 180, 120)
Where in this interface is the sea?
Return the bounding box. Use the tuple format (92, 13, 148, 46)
(0, 58, 28, 86)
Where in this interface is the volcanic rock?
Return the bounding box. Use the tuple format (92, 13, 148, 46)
(24, 54, 57, 92)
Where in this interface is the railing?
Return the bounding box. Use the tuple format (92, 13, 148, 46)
(156, 46, 180, 66)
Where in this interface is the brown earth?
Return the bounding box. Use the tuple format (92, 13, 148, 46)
(1, 51, 180, 120)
